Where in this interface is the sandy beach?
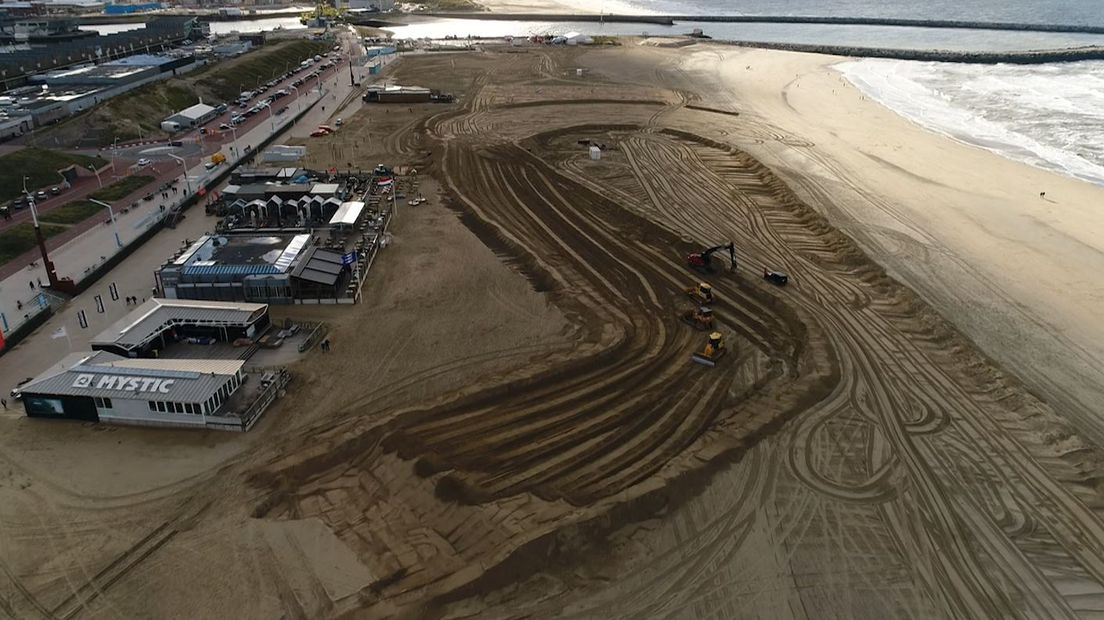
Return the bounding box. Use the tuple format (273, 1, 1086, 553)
(4, 34, 1104, 618)
(673, 45, 1104, 441)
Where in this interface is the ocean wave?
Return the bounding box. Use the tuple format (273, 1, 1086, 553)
(838, 59, 1104, 186)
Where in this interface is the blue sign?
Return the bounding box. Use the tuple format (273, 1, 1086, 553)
(341, 252, 357, 266)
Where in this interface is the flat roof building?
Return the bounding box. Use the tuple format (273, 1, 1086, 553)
(19, 299, 285, 431)
(363, 84, 432, 104)
(164, 102, 217, 129)
(91, 297, 270, 357)
(158, 233, 362, 304)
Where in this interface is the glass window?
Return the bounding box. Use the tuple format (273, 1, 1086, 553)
(173, 402, 182, 414)
(149, 401, 156, 411)
(156, 402, 166, 412)
(103, 398, 112, 409)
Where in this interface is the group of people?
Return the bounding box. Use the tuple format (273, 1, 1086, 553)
(320, 338, 333, 352)
(124, 296, 144, 306)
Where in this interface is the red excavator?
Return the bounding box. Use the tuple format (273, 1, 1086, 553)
(687, 242, 736, 273)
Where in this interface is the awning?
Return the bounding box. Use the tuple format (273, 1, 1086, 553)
(328, 201, 364, 226)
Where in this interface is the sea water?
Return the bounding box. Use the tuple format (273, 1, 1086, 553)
(385, 0, 1104, 187)
(838, 59, 1104, 186)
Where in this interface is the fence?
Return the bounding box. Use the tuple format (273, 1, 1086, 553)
(238, 367, 290, 432)
(297, 321, 328, 352)
(0, 288, 55, 354)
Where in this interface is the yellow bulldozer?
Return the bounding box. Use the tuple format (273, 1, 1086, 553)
(691, 331, 727, 367)
(685, 282, 714, 305)
(679, 305, 714, 331)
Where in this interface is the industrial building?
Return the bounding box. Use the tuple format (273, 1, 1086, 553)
(162, 101, 217, 131)
(3, 52, 197, 129)
(0, 16, 95, 44)
(18, 299, 287, 431)
(0, 16, 204, 80)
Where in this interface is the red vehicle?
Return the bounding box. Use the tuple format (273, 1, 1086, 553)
(687, 242, 736, 273)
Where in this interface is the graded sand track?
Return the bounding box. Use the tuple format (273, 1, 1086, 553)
(246, 49, 1104, 618)
(5, 47, 1104, 619)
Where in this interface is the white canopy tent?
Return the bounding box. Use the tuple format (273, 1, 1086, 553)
(328, 201, 365, 226)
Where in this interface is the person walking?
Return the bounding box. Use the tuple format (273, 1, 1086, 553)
(1, 398, 7, 410)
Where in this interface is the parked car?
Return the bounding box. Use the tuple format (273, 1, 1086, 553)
(219, 123, 231, 130)
(137, 158, 151, 167)
(10, 377, 34, 400)
(35, 190, 47, 200)
(310, 129, 329, 137)
(335, 118, 343, 126)
(143, 192, 155, 201)
(168, 140, 183, 147)
(50, 186, 61, 195)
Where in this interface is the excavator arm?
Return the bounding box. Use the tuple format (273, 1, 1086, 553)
(702, 243, 737, 270)
(688, 241, 737, 272)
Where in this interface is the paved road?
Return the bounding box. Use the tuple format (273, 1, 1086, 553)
(0, 28, 368, 393)
(2, 43, 357, 241)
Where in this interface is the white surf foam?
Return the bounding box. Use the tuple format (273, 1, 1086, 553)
(838, 59, 1104, 186)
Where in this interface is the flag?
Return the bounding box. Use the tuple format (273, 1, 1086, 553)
(51, 326, 67, 340)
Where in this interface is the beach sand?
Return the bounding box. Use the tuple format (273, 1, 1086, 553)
(3, 40, 1104, 618)
(670, 45, 1104, 441)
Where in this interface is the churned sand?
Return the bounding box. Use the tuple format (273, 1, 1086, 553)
(672, 45, 1104, 440)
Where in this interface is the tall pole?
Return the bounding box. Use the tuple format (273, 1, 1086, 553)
(228, 125, 238, 158)
(347, 55, 355, 86)
(24, 191, 59, 287)
(87, 198, 122, 248)
(89, 164, 102, 188)
(168, 153, 191, 195)
(290, 85, 302, 114)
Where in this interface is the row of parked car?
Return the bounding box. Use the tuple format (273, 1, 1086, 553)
(3, 185, 65, 214)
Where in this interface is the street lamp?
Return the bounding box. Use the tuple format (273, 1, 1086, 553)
(226, 124, 238, 159)
(167, 153, 192, 196)
(88, 164, 103, 188)
(289, 85, 302, 114)
(87, 198, 123, 248)
(266, 103, 275, 133)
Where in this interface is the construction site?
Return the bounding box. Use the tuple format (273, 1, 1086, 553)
(2, 42, 1104, 619)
